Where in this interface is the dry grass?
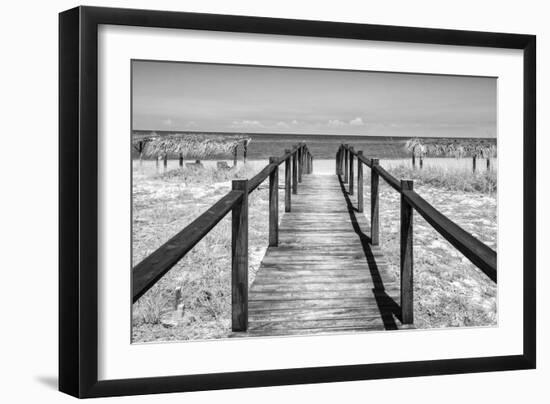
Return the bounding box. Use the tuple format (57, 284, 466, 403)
(133, 161, 497, 341)
(388, 163, 497, 194)
(132, 163, 284, 342)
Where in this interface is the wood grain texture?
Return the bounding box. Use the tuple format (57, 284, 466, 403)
(232, 180, 248, 331)
(400, 180, 414, 324)
(268, 157, 279, 247)
(246, 174, 409, 336)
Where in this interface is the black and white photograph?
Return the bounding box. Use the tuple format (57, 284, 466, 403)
(131, 60, 497, 342)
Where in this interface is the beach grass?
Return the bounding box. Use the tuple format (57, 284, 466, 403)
(387, 163, 497, 194)
(132, 160, 497, 342)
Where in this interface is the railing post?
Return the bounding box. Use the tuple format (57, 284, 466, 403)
(357, 151, 364, 213)
(231, 179, 248, 331)
(371, 158, 379, 246)
(400, 179, 414, 325)
(349, 147, 354, 195)
(298, 146, 303, 183)
(269, 157, 279, 247)
(339, 146, 344, 175)
(344, 145, 349, 183)
(310, 154, 313, 174)
(284, 149, 291, 212)
(292, 148, 298, 194)
(335, 150, 339, 175)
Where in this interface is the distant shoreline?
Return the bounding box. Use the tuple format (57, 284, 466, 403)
(132, 129, 497, 143)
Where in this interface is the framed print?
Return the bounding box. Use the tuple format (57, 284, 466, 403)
(59, 6, 536, 398)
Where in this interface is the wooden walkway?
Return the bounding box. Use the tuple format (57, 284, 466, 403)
(247, 174, 408, 336)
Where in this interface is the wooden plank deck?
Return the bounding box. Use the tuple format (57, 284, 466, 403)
(246, 174, 409, 336)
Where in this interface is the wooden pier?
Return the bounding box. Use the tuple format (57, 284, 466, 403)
(133, 143, 497, 338)
(248, 175, 405, 335)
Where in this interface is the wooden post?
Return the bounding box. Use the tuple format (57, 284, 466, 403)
(486, 158, 490, 171)
(357, 151, 364, 213)
(412, 152, 416, 169)
(292, 149, 298, 194)
(472, 155, 477, 173)
(156, 155, 159, 169)
(335, 150, 339, 175)
(349, 147, 354, 195)
(419, 156, 423, 169)
(344, 145, 349, 183)
(298, 146, 303, 183)
(400, 179, 414, 325)
(371, 158, 380, 246)
(310, 154, 313, 174)
(163, 153, 168, 170)
(285, 149, 291, 212)
(233, 147, 238, 167)
(269, 157, 279, 247)
(179, 152, 183, 167)
(231, 179, 248, 331)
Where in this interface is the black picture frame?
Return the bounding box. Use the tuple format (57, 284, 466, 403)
(59, 5, 536, 398)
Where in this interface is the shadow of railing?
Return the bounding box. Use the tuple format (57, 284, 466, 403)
(337, 175, 402, 330)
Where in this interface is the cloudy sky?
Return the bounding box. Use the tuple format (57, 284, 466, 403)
(132, 61, 496, 138)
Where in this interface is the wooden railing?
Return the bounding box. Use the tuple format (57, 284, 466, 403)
(132, 143, 314, 332)
(337, 144, 497, 325)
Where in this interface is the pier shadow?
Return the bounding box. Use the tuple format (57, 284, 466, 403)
(337, 175, 402, 330)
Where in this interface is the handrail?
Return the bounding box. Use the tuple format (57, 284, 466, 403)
(402, 190, 497, 281)
(132, 143, 313, 319)
(373, 164, 401, 192)
(338, 142, 496, 325)
(132, 190, 243, 302)
(339, 143, 497, 281)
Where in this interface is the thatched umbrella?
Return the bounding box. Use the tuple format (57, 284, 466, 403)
(405, 138, 496, 172)
(132, 132, 158, 164)
(405, 138, 427, 168)
(143, 133, 252, 168)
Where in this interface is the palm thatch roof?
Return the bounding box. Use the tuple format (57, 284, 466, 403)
(405, 138, 496, 158)
(141, 133, 251, 159)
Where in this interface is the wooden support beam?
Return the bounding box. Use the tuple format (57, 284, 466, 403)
(285, 149, 291, 212)
(357, 150, 364, 213)
(232, 179, 248, 331)
(298, 146, 303, 183)
(292, 148, 298, 194)
(349, 147, 354, 195)
(344, 145, 349, 183)
(269, 157, 279, 247)
(179, 152, 183, 167)
(400, 179, 414, 325)
(371, 158, 380, 246)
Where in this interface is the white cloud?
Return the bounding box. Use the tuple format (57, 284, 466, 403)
(328, 119, 346, 127)
(231, 120, 264, 128)
(161, 118, 173, 127)
(275, 121, 289, 128)
(291, 120, 299, 125)
(184, 121, 197, 128)
(349, 117, 364, 126)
